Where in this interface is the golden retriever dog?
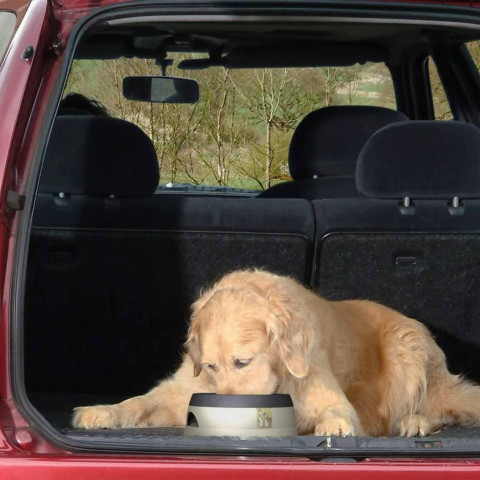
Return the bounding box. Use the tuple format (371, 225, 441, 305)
(73, 269, 480, 437)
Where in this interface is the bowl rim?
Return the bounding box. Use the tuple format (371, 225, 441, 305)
(188, 393, 293, 408)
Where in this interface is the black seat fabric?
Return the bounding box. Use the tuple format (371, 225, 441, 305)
(289, 106, 410, 180)
(259, 105, 409, 199)
(26, 115, 316, 399)
(27, 197, 315, 397)
(258, 176, 358, 200)
(313, 120, 480, 382)
(356, 120, 480, 199)
(40, 115, 160, 196)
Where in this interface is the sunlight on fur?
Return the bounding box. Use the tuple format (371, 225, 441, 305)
(73, 269, 480, 437)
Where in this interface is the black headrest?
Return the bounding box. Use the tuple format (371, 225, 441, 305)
(289, 106, 409, 180)
(40, 116, 159, 196)
(356, 121, 480, 199)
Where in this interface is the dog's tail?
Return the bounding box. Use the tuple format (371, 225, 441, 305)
(441, 376, 480, 426)
(426, 370, 480, 428)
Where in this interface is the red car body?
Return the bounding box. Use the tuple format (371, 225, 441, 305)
(3, 0, 480, 477)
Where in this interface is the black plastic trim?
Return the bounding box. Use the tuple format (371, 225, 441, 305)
(189, 394, 293, 408)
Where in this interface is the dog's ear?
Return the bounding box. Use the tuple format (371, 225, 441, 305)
(264, 290, 313, 379)
(185, 319, 202, 377)
(185, 304, 203, 377)
(185, 290, 214, 377)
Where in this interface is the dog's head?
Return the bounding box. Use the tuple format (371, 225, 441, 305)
(185, 278, 314, 394)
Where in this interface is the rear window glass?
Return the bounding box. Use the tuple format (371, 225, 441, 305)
(64, 56, 395, 191)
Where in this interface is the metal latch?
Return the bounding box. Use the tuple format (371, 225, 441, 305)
(7, 190, 26, 211)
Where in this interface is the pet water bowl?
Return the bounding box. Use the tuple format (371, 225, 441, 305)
(183, 393, 297, 437)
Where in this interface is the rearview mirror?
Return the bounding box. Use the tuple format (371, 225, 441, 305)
(123, 76, 199, 103)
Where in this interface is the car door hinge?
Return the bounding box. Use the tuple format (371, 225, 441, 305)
(7, 191, 26, 211)
(47, 0, 64, 56)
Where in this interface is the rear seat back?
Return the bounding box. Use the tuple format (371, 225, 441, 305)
(313, 121, 480, 381)
(27, 116, 315, 396)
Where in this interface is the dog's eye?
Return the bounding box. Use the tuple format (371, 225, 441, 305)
(234, 358, 251, 369)
(206, 363, 218, 372)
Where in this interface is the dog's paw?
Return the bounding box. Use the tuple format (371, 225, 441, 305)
(72, 405, 120, 429)
(314, 417, 356, 437)
(398, 414, 432, 437)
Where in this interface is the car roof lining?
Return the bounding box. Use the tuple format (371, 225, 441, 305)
(75, 19, 479, 67)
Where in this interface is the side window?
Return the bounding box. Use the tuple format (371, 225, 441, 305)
(0, 12, 16, 63)
(467, 40, 480, 99)
(64, 58, 396, 191)
(428, 57, 453, 121)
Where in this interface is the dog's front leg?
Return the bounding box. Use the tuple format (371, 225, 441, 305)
(293, 376, 363, 437)
(313, 402, 362, 437)
(72, 391, 164, 429)
(73, 356, 212, 429)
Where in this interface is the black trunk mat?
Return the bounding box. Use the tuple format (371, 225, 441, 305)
(29, 392, 480, 455)
(61, 425, 480, 456)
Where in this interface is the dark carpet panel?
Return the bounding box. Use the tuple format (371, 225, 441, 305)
(317, 232, 480, 382)
(25, 230, 310, 396)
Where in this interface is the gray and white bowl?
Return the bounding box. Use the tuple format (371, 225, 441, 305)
(183, 393, 297, 437)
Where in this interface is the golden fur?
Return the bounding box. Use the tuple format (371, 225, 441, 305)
(73, 269, 480, 436)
